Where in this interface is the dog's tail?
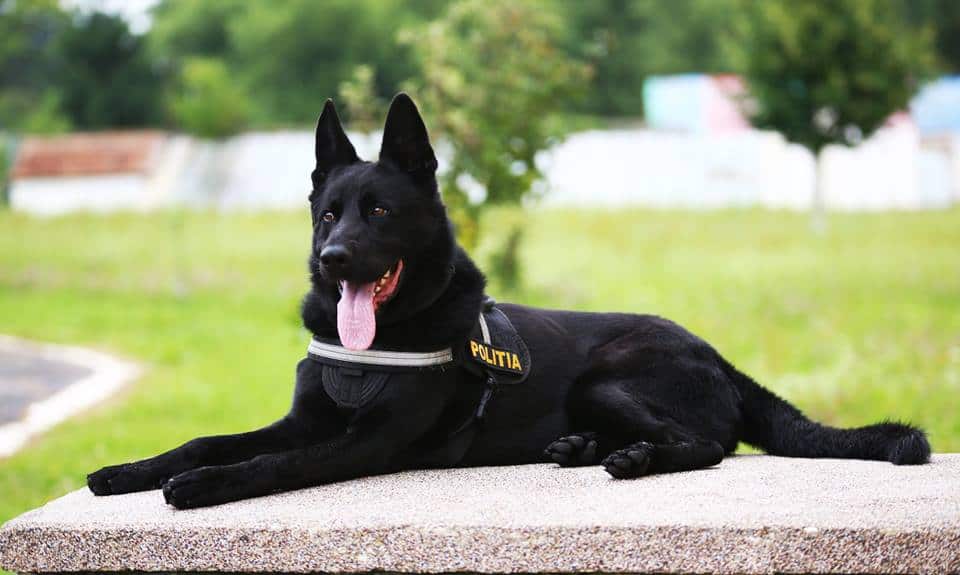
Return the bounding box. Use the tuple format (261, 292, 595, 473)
(720, 358, 930, 465)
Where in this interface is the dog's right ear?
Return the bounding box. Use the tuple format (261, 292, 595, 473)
(313, 99, 358, 187)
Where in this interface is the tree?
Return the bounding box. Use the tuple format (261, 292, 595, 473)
(402, 0, 589, 276)
(900, 0, 960, 73)
(562, 0, 742, 117)
(148, 0, 246, 66)
(225, 0, 419, 124)
(739, 0, 934, 230)
(55, 11, 164, 128)
(148, 0, 437, 127)
(168, 57, 249, 139)
(0, 0, 71, 132)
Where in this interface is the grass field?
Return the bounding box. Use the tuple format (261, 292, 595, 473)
(1, 208, 958, 525)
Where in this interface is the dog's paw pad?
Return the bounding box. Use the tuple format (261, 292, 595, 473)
(602, 442, 654, 479)
(545, 434, 599, 467)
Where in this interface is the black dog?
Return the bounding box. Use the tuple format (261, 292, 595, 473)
(88, 94, 930, 509)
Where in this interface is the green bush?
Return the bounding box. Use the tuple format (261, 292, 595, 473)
(168, 57, 250, 139)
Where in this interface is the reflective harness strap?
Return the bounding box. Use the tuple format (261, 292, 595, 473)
(478, 312, 491, 343)
(307, 339, 455, 368)
(473, 312, 497, 421)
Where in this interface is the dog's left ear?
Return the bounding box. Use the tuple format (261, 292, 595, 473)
(379, 93, 438, 177)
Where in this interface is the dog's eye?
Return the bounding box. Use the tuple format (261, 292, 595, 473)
(369, 206, 390, 217)
(321, 211, 336, 223)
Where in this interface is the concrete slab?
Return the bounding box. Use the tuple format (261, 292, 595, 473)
(1, 455, 958, 574)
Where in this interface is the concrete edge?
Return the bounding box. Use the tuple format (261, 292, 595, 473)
(0, 335, 142, 458)
(1, 523, 959, 574)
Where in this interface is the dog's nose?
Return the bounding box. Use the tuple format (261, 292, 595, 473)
(319, 245, 352, 270)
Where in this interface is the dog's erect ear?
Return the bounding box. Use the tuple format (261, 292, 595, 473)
(313, 99, 358, 186)
(379, 93, 438, 176)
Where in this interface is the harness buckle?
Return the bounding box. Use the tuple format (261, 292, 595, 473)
(475, 373, 497, 421)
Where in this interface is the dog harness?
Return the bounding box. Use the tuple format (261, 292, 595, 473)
(306, 297, 530, 430)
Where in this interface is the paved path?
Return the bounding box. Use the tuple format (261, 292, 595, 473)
(0, 335, 139, 457)
(1, 455, 958, 574)
(0, 348, 94, 425)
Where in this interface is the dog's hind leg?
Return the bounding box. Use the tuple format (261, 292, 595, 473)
(558, 378, 726, 478)
(601, 439, 725, 479)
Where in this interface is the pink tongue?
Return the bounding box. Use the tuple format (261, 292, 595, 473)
(337, 281, 377, 350)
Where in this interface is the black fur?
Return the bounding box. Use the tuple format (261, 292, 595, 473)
(88, 94, 930, 509)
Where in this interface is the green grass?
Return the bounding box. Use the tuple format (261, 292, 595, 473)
(1, 208, 959, 525)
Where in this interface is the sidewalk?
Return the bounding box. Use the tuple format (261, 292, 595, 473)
(0, 335, 139, 457)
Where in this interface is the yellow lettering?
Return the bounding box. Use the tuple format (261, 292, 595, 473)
(469, 342, 525, 373)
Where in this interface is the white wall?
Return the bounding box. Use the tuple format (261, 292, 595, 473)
(11, 174, 153, 216)
(540, 123, 956, 211)
(212, 130, 385, 211)
(10, 126, 957, 215)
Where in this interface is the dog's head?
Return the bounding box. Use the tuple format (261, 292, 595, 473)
(308, 94, 453, 350)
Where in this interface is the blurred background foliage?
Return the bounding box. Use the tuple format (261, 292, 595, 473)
(2, 0, 957, 136)
(0, 0, 953, 253)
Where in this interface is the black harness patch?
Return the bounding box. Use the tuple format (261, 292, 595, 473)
(320, 366, 389, 409)
(463, 304, 531, 385)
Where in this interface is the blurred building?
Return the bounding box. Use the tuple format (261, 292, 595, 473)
(911, 76, 960, 135)
(9, 132, 189, 216)
(643, 74, 751, 133)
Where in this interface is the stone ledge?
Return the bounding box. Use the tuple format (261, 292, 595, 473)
(1, 455, 958, 574)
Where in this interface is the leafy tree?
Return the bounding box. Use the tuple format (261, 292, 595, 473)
(738, 0, 934, 230)
(900, 0, 960, 73)
(225, 0, 418, 124)
(168, 57, 249, 139)
(148, 0, 437, 126)
(562, 0, 741, 117)
(55, 11, 163, 128)
(402, 0, 589, 289)
(148, 0, 246, 66)
(0, 0, 70, 132)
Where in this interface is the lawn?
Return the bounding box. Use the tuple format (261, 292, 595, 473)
(1, 208, 958, 525)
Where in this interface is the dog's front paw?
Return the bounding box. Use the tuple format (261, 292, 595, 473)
(87, 462, 169, 496)
(545, 433, 601, 467)
(88, 458, 184, 496)
(87, 464, 125, 495)
(163, 466, 248, 509)
(602, 442, 654, 479)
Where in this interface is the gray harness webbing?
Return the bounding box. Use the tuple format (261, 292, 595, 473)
(307, 338, 455, 368)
